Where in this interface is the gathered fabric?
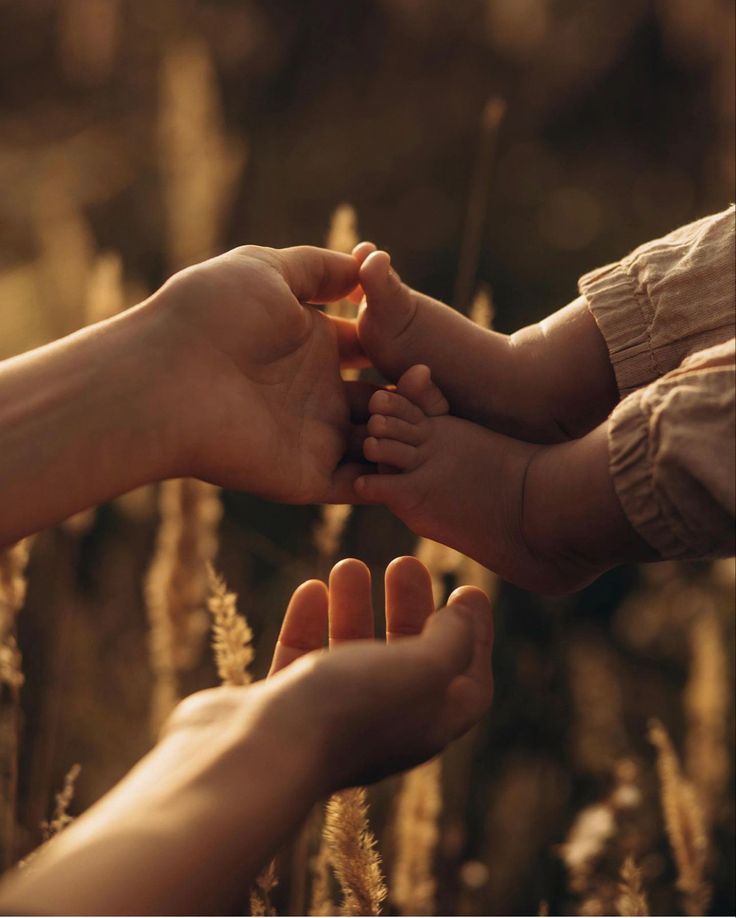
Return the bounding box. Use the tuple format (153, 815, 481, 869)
(579, 205, 735, 559)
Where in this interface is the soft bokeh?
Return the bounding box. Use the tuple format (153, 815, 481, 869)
(1, 2, 734, 915)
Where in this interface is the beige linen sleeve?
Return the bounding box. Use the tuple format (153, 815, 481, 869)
(578, 207, 735, 560)
(608, 339, 735, 559)
(579, 205, 735, 397)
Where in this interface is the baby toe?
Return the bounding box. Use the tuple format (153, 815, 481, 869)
(397, 365, 449, 418)
(367, 413, 425, 446)
(369, 389, 425, 425)
(359, 251, 414, 332)
(364, 436, 419, 470)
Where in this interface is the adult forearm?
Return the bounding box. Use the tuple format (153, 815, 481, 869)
(0, 691, 324, 915)
(0, 305, 178, 546)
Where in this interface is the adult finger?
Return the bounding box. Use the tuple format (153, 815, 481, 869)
(269, 580, 328, 675)
(329, 559, 374, 645)
(274, 246, 359, 304)
(385, 556, 435, 642)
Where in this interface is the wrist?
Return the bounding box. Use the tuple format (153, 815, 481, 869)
(100, 302, 189, 481)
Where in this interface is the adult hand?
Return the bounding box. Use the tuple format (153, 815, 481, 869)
(145, 245, 370, 502)
(0, 558, 492, 915)
(261, 555, 494, 788)
(0, 244, 372, 546)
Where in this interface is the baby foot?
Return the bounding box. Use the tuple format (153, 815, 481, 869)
(358, 367, 589, 593)
(356, 250, 512, 430)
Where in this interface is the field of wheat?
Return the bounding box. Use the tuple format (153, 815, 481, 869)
(0, 2, 734, 915)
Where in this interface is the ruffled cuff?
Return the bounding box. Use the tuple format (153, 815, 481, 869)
(579, 261, 656, 397)
(608, 389, 692, 560)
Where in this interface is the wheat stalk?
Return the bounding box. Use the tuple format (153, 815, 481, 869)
(41, 763, 81, 842)
(648, 719, 710, 916)
(453, 97, 506, 313)
(684, 601, 729, 825)
(567, 637, 628, 775)
(391, 757, 442, 915)
(146, 479, 222, 734)
(19, 763, 82, 871)
(159, 37, 245, 271)
(206, 566, 278, 913)
(250, 857, 278, 917)
(415, 538, 463, 606)
(313, 505, 354, 570)
(0, 542, 29, 691)
(206, 565, 254, 687)
(327, 203, 360, 255)
(469, 284, 495, 330)
(309, 837, 336, 916)
(0, 541, 31, 869)
(322, 787, 386, 916)
(33, 164, 94, 334)
(616, 856, 649, 916)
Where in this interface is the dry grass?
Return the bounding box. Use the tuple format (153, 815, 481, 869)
(207, 564, 254, 687)
(145, 479, 223, 734)
(159, 38, 246, 271)
(18, 763, 81, 871)
(251, 857, 279, 918)
(684, 599, 730, 825)
(41, 763, 81, 843)
(649, 719, 711, 916)
(207, 565, 279, 914)
(390, 757, 442, 916)
(309, 837, 335, 916)
(0, 541, 31, 869)
(322, 788, 387, 917)
(1, 9, 734, 915)
(0, 542, 29, 694)
(616, 856, 650, 917)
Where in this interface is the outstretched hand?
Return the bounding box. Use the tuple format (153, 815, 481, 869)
(0, 559, 492, 916)
(264, 555, 494, 788)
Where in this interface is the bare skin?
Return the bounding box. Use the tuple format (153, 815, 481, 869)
(358, 366, 655, 594)
(0, 245, 372, 547)
(353, 244, 619, 443)
(0, 558, 493, 915)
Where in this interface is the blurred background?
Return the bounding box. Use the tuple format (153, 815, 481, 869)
(0, 1, 734, 915)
